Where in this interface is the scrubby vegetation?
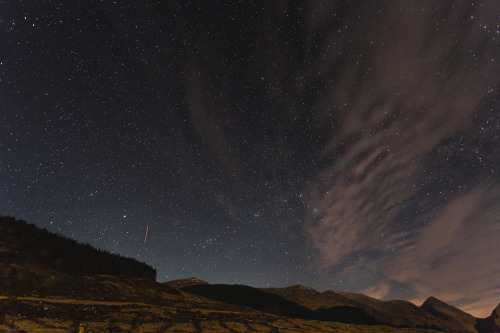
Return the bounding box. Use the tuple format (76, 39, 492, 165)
(0, 215, 156, 280)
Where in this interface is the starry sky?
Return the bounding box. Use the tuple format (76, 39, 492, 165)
(1, 0, 499, 318)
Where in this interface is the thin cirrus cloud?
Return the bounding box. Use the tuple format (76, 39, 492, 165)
(356, 183, 500, 317)
(397, 184, 500, 316)
(305, 1, 500, 317)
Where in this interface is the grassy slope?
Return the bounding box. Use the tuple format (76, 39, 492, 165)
(0, 255, 446, 332)
(265, 286, 478, 332)
(1, 296, 444, 333)
(0, 217, 445, 332)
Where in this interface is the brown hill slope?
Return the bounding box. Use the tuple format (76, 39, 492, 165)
(263, 285, 347, 310)
(183, 283, 382, 325)
(0, 215, 487, 332)
(4, 216, 439, 332)
(265, 287, 433, 328)
(422, 296, 477, 332)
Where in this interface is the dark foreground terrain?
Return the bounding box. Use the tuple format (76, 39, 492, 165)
(1, 216, 498, 332)
(0, 294, 445, 333)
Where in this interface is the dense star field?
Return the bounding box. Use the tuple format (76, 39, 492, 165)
(1, 1, 499, 317)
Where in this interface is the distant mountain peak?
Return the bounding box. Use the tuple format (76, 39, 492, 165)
(422, 295, 474, 317)
(163, 277, 208, 288)
(421, 296, 477, 332)
(287, 284, 316, 291)
(186, 277, 207, 283)
(422, 296, 446, 307)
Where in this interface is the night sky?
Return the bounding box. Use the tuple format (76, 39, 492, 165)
(1, 0, 499, 317)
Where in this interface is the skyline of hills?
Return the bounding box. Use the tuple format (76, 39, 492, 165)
(1, 215, 498, 332)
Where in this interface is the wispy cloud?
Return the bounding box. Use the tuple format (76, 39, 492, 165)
(305, 1, 500, 317)
(389, 183, 500, 316)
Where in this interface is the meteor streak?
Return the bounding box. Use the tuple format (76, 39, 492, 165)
(144, 226, 148, 244)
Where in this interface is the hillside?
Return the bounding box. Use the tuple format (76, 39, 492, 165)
(422, 296, 477, 332)
(263, 285, 347, 310)
(0, 216, 156, 281)
(0, 215, 497, 333)
(183, 283, 381, 325)
(264, 286, 500, 333)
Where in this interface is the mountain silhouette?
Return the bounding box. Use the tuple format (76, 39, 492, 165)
(422, 296, 477, 332)
(264, 285, 498, 332)
(183, 283, 381, 325)
(1, 215, 498, 333)
(265, 286, 439, 329)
